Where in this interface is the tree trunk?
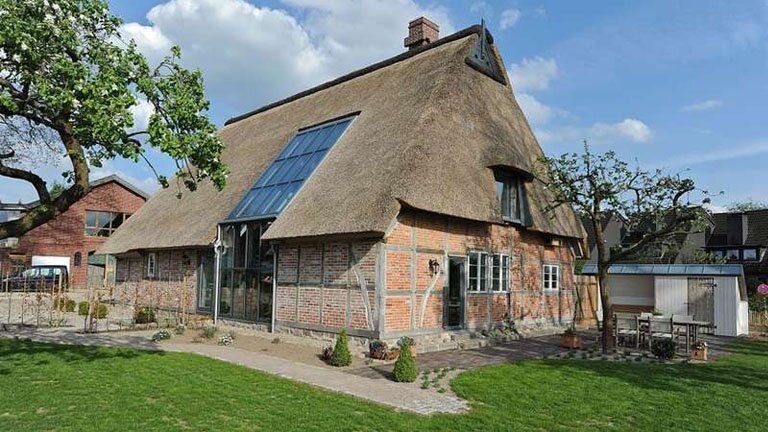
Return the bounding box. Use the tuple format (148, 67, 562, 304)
(598, 270, 614, 353)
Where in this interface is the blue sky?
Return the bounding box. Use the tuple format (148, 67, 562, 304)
(2, 0, 766, 211)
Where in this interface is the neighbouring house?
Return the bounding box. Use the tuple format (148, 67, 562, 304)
(581, 212, 714, 264)
(706, 210, 768, 292)
(580, 263, 749, 336)
(0, 175, 148, 289)
(98, 19, 586, 349)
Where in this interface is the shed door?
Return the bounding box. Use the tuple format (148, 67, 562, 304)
(687, 277, 714, 324)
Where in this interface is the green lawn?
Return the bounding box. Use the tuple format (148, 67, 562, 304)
(0, 338, 766, 431)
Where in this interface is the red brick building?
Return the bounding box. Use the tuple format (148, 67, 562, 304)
(100, 20, 586, 350)
(2, 175, 147, 289)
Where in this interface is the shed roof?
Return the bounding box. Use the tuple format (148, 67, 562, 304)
(580, 263, 745, 277)
(98, 25, 585, 255)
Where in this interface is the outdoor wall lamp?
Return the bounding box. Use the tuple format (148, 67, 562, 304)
(429, 259, 441, 276)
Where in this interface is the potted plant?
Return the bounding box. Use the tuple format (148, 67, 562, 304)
(560, 327, 582, 349)
(691, 340, 708, 361)
(369, 340, 400, 360)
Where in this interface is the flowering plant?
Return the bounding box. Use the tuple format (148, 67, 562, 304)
(218, 334, 234, 346)
(692, 340, 708, 351)
(151, 329, 171, 342)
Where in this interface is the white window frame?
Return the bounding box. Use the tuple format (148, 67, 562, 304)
(543, 264, 560, 291)
(468, 251, 510, 293)
(491, 253, 510, 292)
(146, 252, 156, 278)
(468, 251, 488, 292)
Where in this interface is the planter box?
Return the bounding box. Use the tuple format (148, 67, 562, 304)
(560, 333, 582, 349)
(692, 348, 708, 361)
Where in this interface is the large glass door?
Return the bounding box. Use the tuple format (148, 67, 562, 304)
(217, 221, 274, 322)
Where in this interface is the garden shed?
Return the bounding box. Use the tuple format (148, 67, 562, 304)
(581, 264, 749, 336)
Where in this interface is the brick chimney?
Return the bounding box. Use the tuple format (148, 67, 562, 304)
(404, 17, 439, 50)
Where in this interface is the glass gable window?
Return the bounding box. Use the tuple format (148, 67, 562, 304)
(227, 116, 356, 221)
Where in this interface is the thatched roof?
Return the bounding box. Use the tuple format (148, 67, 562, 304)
(99, 25, 585, 255)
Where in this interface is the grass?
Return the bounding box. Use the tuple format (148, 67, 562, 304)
(0, 338, 766, 431)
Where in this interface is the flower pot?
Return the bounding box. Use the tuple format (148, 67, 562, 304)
(560, 333, 582, 349)
(692, 348, 708, 361)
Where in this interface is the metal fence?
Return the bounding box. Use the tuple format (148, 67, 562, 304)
(1, 266, 200, 333)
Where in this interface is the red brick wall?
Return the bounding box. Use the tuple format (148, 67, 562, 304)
(15, 181, 146, 289)
(381, 209, 576, 337)
(275, 241, 378, 336)
(112, 249, 199, 313)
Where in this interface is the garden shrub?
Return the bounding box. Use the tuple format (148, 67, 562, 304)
(76, 302, 108, 318)
(201, 324, 217, 339)
(174, 324, 186, 335)
(134, 307, 156, 324)
(152, 330, 171, 342)
(651, 339, 677, 360)
(392, 338, 418, 382)
(328, 328, 352, 367)
(65, 299, 76, 312)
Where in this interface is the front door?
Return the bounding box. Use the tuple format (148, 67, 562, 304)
(445, 257, 465, 329)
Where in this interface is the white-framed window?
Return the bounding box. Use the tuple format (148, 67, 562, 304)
(468, 251, 488, 292)
(469, 252, 510, 292)
(543, 264, 559, 291)
(146, 252, 156, 278)
(742, 249, 758, 261)
(491, 254, 510, 292)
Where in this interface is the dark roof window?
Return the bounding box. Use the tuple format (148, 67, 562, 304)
(226, 116, 356, 222)
(494, 171, 531, 226)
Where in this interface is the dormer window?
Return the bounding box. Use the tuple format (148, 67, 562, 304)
(495, 172, 523, 223)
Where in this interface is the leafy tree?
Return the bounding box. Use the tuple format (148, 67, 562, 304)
(538, 142, 710, 352)
(728, 201, 768, 212)
(0, 0, 227, 240)
(48, 181, 66, 199)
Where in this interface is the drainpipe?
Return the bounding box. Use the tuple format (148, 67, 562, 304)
(271, 244, 278, 333)
(213, 225, 223, 325)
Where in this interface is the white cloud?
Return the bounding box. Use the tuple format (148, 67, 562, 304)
(508, 57, 558, 92)
(516, 93, 554, 125)
(681, 99, 722, 112)
(704, 203, 728, 214)
(538, 118, 653, 144)
(532, 6, 546, 17)
(590, 118, 652, 143)
(469, 1, 489, 14)
(660, 141, 768, 168)
(121, 0, 453, 115)
(499, 8, 521, 30)
(128, 98, 154, 133)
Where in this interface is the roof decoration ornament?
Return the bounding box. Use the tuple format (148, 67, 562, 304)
(465, 19, 506, 85)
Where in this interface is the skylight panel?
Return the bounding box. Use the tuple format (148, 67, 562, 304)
(226, 115, 356, 221)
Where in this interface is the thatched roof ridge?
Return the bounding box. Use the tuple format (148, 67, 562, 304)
(98, 25, 584, 255)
